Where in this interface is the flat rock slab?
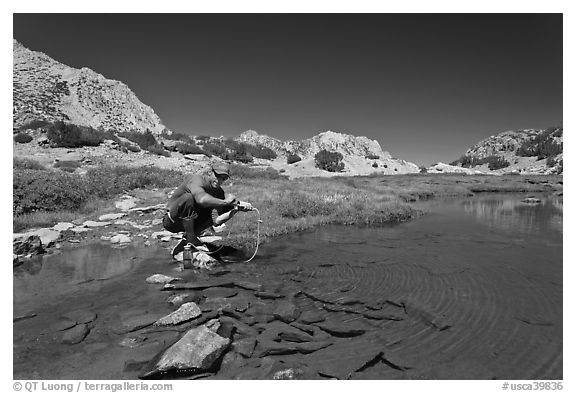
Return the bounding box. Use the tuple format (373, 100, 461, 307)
(166, 293, 195, 306)
(111, 314, 162, 335)
(259, 320, 314, 343)
(61, 324, 90, 345)
(146, 274, 182, 284)
(99, 212, 126, 221)
(110, 234, 132, 244)
(314, 320, 368, 337)
(64, 310, 97, 324)
(299, 311, 326, 324)
(219, 316, 259, 338)
(232, 337, 257, 358)
(201, 287, 238, 298)
(115, 199, 138, 211)
(140, 325, 230, 379)
(119, 336, 148, 348)
(233, 281, 263, 291)
(256, 339, 333, 357)
(255, 291, 284, 299)
(154, 302, 202, 326)
(14, 228, 61, 247)
(130, 203, 166, 213)
(83, 220, 112, 228)
(163, 280, 234, 291)
(53, 222, 74, 231)
(302, 336, 386, 379)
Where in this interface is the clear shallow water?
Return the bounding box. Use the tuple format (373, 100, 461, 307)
(13, 193, 562, 379)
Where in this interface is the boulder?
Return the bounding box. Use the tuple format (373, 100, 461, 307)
(232, 337, 257, 358)
(13, 235, 43, 256)
(154, 302, 202, 326)
(53, 222, 74, 231)
(139, 325, 230, 378)
(14, 228, 60, 248)
(83, 220, 112, 228)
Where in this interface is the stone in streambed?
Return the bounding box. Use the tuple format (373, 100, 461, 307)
(218, 316, 259, 338)
(83, 220, 112, 228)
(61, 323, 90, 344)
(273, 300, 300, 323)
(154, 302, 202, 327)
(64, 310, 97, 324)
(111, 313, 162, 335)
(119, 336, 148, 348)
(201, 287, 238, 298)
(139, 325, 230, 379)
(110, 234, 131, 244)
(314, 320, 367, 337)
(255, 339, 333, 357)
(53, 222, 75, 231)
(299, 311, 326, 324)
(52, 318, 77, 331)
(146, 274, 182, 285)
(232, 337, 257, 358)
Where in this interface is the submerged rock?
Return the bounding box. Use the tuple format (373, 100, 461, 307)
(61, 324, 90, 344)
(139, 325, 230, 379)
(111, 314, 161, 335)
(522, 197, 542, 204)
(273, 300, 301, 323)
(64, 310, 97, 324)
(314, 320, 367, 337)
(154, 302, 202, 327)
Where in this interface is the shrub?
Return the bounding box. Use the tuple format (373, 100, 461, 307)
(160, 130, 193, 143)
(14, 133, 33, 143)
(203, 142, 228, 159)
(287, 153, 302, 164)
(229, 164, 284, 180)
(366, 154, 380, 160)
(13, 169, 89, 215)
(46, 121, 106, 147)
(372, 162, 378, 168)
(517, 127, 563, 159)
(13, 157, 45, 170)
(176, 143, 206, 155)
(231, 152, 254, 163)
(486, 156, 510, 170)
(196, 135, 211, 142)
(118, 130, 157, 149)
(315, 150, 345, 172)
(546, 157, 557, 167)
(145, 144, 170, 157)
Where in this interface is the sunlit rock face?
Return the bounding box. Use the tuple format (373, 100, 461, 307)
(13, 39, 167, 135)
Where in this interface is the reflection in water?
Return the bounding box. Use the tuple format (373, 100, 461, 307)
(13, 244, 138, 312)
(461, 195, 563, 235)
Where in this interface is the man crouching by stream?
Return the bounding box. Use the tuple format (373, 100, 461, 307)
(163, 162, 251, 261)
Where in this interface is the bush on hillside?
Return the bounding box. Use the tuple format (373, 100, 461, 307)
(46, 121, 107, 147)
(118, 130, 157, 149)
(145, 144, 170, 157)
(229, 164, 284, 180)
(365, 154, 380, 160)
(486, 156, 510, 170)
(14, 133, 33, 143)
(517, 126, 563, 159)
(203, 142, 228, 159)
(176, 142, 207, 155)
(287, 153, 302, 164)
(160, 130, 194, 143)
(315, 150, 345, 172)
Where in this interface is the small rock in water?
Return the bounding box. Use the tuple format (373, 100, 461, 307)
(273, 300, 301, 323)
(110, 234, 131, 244)
(299, 311, 326, 324)
(151, 218, 163, 226)
(166, 293, 192, 306)
(119, 336, 148, 348)
(99, 212, 126, 221)
(61, 324, 90, 344)
(154, 302, 202, 326)
(522, 197, 542, 204)
(146, 274, 181, 284)
(111, 314, 161, 335)
(232, 337, 257, 358)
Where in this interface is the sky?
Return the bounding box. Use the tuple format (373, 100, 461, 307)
(13, 13, 563, 166)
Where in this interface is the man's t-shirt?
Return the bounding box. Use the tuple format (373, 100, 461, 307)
(168, 174, 232, 222)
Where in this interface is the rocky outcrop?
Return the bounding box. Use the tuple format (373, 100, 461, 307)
(13, 39, 167, 134)
(427, 162, 485, 175)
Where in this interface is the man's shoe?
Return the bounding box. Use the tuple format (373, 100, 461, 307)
(171, 238, 188, 259)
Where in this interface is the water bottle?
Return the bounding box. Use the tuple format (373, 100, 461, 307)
(183, 244, 193, 269)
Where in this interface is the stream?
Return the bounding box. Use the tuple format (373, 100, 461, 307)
(13, 193, 563, 379)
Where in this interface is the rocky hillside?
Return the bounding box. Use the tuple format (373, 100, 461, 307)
(237, 129, 392, 159)
(237, 129, 419, 176)
(13, 39, 167, 135)
(438, 127, 563, 175)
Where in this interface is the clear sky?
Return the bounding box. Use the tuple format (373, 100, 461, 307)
(13, 13, 562, 166)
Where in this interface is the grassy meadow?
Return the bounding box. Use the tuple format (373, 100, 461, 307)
(13, 159, 562, 250)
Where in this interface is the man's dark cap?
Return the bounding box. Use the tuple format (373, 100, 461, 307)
(212, 162, 231, 178)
